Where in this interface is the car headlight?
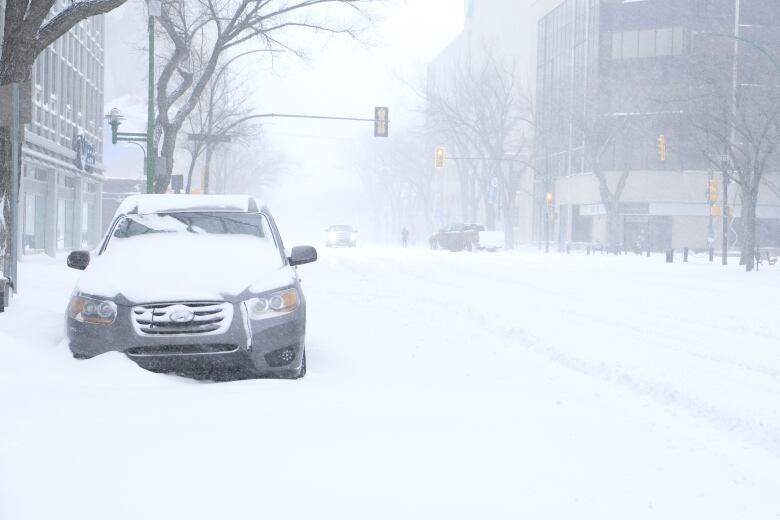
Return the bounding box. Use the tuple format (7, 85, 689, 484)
(350, 233, 357, 241)
(328, 232, 338, 241)
(244, 288, 299, 320)
(68, 295, 117, 324)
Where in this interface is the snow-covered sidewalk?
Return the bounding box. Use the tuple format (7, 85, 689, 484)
(1, 249, 779, 519)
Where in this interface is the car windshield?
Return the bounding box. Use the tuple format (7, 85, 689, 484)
(329, 225, 353, 231)
(109, 212, 273, 245)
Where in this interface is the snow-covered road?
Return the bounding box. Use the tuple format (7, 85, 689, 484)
(1, 248, 780, 519)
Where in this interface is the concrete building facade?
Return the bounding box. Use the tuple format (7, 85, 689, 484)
(0, 0, 106, 257)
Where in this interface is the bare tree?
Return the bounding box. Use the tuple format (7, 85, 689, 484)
(183, 57, 260, 193)
(213, 143, 285, 195)
(357, 129, 435, 242)
(683, 53, 780, 271)
(574, 111, 634, 251)
(1, 0, 128, 276)
(425, 51, 534, 248)
(152, 0, 373, 193)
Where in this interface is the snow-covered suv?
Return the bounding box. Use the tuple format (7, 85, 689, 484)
(66, 195, 317, 380)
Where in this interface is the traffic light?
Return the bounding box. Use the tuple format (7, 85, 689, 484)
(656, 134, 667, 161)
(708, 178, 719, 203)
(374, 107, 389, 137)
(434, 146, 445, 169)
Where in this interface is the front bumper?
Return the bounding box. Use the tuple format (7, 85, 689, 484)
(67, 300, 306, 378)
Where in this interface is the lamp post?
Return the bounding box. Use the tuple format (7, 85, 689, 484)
(106, 108, 153, 191)
(106, 1, 160, 193)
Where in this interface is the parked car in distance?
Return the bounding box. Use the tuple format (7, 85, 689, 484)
(430, 223, 505, 252)
(66, 194, 317, 381)
(325, 225, 357, 247)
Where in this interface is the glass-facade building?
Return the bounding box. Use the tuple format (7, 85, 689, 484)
(535, 0, 780, 250)
(0, 0, 105, 256)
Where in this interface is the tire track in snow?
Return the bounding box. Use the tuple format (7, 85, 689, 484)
(328, 250, 780, 459)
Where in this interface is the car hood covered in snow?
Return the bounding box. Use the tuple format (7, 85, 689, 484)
(75, 234, 296, 304)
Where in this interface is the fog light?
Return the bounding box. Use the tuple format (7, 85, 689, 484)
(265, 346, 298, 367)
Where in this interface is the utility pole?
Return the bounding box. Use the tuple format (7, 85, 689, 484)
(725, 0, 739, 266)
(146, 0, 160, 194)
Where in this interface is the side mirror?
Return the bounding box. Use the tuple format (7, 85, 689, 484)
(289, 245, 318, 267)
(67, 250, 91, 270)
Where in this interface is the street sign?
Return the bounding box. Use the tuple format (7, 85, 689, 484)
(374, 107, 389, 137)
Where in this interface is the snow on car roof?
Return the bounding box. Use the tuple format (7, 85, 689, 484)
(116, 195, 262, 216)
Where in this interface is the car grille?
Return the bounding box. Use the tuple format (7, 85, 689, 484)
(330, 231, 351, 241)
(131, 302, 233, 336)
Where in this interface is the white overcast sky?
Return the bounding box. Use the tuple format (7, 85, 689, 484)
(103, 0, 465, 240)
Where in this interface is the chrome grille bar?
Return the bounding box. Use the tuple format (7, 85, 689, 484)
(131, 302, 233, 337)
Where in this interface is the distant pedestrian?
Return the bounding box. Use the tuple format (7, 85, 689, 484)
(401, 228, 409, 248)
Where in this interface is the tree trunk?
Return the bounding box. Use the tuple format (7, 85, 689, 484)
(0, 127, 12, 273)
(0, 122, 24, 277)
(605, 201, 622, 253)
(455, 164, 470, 221)
(154, 126, 178, 193)
(485, 201, 496, 231)
(184, 151, 199, 194)
(203, 146, 215, 194)
(503, 194, 515, 250)
(740, 187, 758, 272)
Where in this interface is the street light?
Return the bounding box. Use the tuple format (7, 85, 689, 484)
(106, 108, 124, 144)
(105, 107, 151, 188)
(104, 0, 159, 194)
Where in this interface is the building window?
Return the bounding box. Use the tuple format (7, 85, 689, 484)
(638, 29, 655, 58)
(621, 30, 638, 59)
(24, 194, 47, 251)
(57, 199, 75, 249)
(655, 27, 673, 55)
(608, 27, 685, 59)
